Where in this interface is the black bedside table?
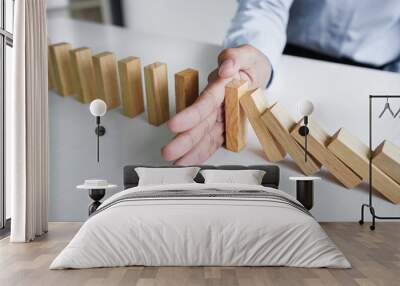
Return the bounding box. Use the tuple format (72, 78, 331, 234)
(289, 177, 321, 210)
(77, 182, 117, 215)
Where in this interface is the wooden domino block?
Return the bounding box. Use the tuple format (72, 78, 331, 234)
(225, 79, 249, 152)
(93, 52, 121, 110)
(261, 103, 321, 175)
(70, 47, 97, 103)
(239, 88, 286, 161)
(144, 62, 170, 126)
(175, 68, 199, 113)
(118, 57, 145, 118)
(48, 45, 57, 90)
(291, 120, 362, 188)
(327, 128, 400, 203)
(49, 43, 75, 96)
(373, 140, 400, 184)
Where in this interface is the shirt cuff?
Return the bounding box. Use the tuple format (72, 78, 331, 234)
(266, 69, 274, 88)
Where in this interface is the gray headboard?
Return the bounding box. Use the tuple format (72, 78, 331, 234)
(123, 165, 280, 189)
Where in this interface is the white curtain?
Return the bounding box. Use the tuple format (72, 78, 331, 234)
(8, 0, 49, 242)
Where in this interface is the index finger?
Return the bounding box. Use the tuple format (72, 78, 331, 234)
(167, 77, 231, 133)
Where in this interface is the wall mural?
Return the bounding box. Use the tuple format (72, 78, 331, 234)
(48, 41, 400, 204)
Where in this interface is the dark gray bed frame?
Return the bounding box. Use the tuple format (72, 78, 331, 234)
(123, 165, 280, 189)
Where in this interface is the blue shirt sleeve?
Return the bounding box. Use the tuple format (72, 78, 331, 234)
(223, 0, 294, 84)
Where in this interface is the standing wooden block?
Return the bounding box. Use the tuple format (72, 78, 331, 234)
(373, 140, 400, 184)
(93, 52, 121, 110)
(225, 79, 249, 152)
(239, 88, 286, 161)
(48, 45, 57, 90)
(144, 62, 170, 126)
(70, 47, 97, 103)
(175, 68, 199, 113)
(261, 103, 321, 175)
(118, 57, 145, 118)
(327, 129, 400, 203)
(49, 42, 75, 96)
(291, 120, 362, 188)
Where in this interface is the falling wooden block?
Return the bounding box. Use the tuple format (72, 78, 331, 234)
(175, 68, 199, 113)
(93, 52, 121, 110)
(261, 103, 321, 175)
(70, 47, 97, 103)
(144, 62, 170, 126)
(49, 42, 75, 96)
(224, 79, 249, 152)
(291, 120, 362, 188)
(373, 140, 400, 184)
(118, 57, 145, 118)
(239, 88, 286, 161)
(327, 128, 400, 203)
(48, 45, 57, 90)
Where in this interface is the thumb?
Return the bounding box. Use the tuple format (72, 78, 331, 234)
(218, 59, 238, 78)
(217, 46, 252, 79)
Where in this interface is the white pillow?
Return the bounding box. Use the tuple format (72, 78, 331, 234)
(200, 169, 266, 185)
(135, 167, 201, 186)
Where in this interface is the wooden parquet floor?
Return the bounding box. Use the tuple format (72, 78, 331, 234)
(0, 222, 399, 286)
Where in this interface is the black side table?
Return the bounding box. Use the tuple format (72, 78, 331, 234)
(88, 189, 106, 215)
(77, 183, 117, 215)
(289, 177, 321, 210)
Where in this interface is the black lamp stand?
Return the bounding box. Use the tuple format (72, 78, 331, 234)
(298, 116, 310, 162)
(94, 116, 106, 162)
(359, 95, 400, 231)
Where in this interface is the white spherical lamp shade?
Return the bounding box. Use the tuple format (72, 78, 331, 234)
(298, 100, 314, 116)
(90, 99, 107, 117)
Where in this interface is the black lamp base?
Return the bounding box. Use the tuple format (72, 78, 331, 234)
(298, 125, 309, 136)
(95, 126, 106, 136)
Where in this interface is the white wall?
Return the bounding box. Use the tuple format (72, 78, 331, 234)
(47, 0, 70, 19)
(122, 0, 237, 45)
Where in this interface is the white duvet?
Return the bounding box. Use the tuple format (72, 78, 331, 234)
(50, 183, 350, 269)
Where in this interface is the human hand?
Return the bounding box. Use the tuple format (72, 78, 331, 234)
(161, 44, 272, 165)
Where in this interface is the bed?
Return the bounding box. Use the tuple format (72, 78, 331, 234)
(50, 165, 350, 269)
